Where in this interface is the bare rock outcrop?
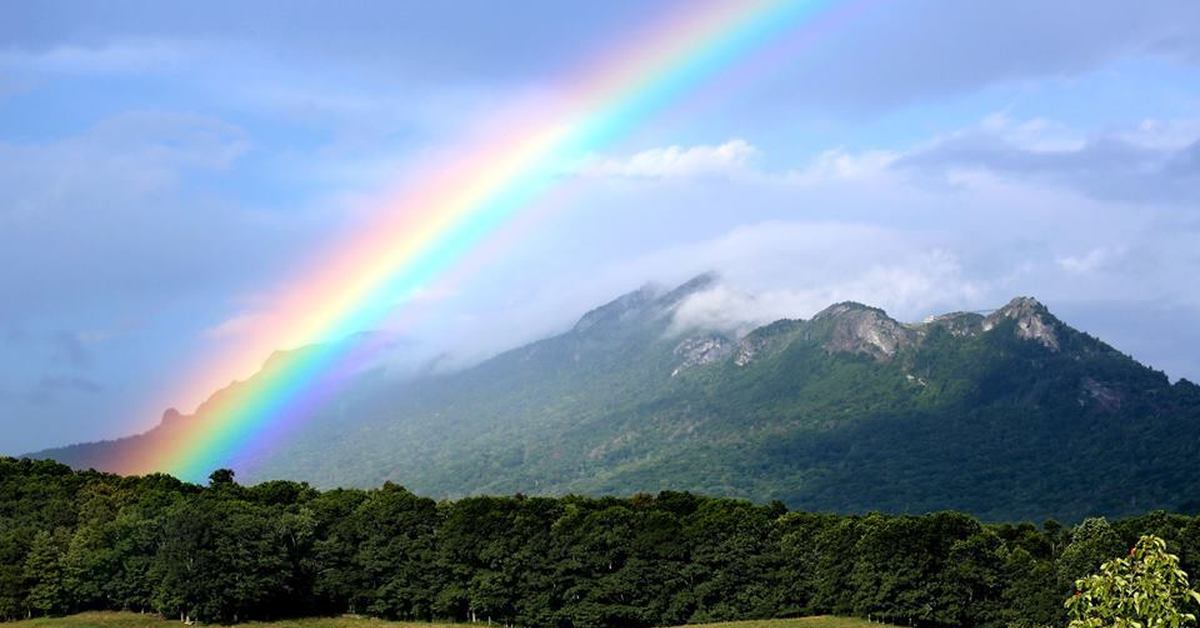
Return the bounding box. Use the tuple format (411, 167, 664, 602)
(671, 334, 734, 376)
(983, 297, 1060, 351)
(812, 302, 915, 360)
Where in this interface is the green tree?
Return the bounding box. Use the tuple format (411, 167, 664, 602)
(208, 468, 237, 488)
(0, 529, 31, 621)
(151, 493, 288, 623)
(1066, 535, 1200, 627)
(309, 488, 369, 614)
(23, 529, 68, 616)
(1001, 546, 1063, 627)
(1061, 518, 1126, 593)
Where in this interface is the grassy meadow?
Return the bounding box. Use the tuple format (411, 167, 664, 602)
(4, 611, 878, 628)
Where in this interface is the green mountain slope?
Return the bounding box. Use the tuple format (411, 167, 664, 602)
(32, 275, 1200, 521)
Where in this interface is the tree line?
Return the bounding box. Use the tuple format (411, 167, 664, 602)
(3, 457, 1199, 626)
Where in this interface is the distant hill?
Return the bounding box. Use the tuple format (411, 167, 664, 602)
(32, 274, 1200, 521)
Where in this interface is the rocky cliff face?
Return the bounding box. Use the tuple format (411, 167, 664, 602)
(812, 302, 916, 360)
(671, 334, 734, 376)
(983, 296, 1060, 350)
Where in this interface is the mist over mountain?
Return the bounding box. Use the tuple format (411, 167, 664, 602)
(32, 275, 1200, 521)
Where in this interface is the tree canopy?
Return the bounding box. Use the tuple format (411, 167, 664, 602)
(5, 457, 1200, 626)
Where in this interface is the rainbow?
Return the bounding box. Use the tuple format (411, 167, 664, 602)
(117, 0, 845, 481)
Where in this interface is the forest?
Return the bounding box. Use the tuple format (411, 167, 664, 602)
(3, 457, 1199, 627)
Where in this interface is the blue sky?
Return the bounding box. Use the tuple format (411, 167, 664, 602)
(2, 0, 1199, 455)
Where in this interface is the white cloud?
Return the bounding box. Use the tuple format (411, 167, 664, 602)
(579, 139, 758, 179)
(0, 109, 268, 328)
(785, 149, 900, 185)
(977, 112, 1086, 151)
(204, 312, 264, 340)
(0, 40, 198, 75)
(0, 111, 249, 222)
(1118, 118, 1200, 150)
(895, 113, 1200, 205)
(657, 227, 982, 334)
(1057, 246, 1127, 275)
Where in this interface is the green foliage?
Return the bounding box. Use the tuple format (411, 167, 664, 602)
(5, 461, 1200, 626)
(1066, 535, 1200, 628)
(0, 457, 1096, 626)
(1061, 518, 1128, 593)
(151, 493, 291, 623)
(0, 609, 888, 626)
(22, 530, 67, 617)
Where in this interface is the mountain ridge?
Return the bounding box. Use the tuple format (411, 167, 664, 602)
(27, 277, 1200, 521)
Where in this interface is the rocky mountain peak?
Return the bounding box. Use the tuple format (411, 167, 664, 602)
(994, 296, 1047, 315)
(160, 407, 185, 426)
(813, 302, 914, 360)
(983, 296, 1060, 351)
(812, 301, 882, 321)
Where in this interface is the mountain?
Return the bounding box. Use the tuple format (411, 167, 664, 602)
(31, 275, 1200, 521)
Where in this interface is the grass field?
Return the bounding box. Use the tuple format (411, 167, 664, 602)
(6, 611, 877, 628)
